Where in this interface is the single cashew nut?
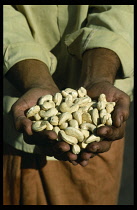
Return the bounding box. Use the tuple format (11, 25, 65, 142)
(80, 129, 90, 139)
(98, 93, 107, 102)
(26, 105, 40, 118)
(44, 121, 53, 130)
(33, 113, 41, 121)
(106, 103, 115, 113)
(44, 107, 58, 118)
(69, 119, 79, 129)
(59, 102, 79, 113)
(32, 120, 47, 132)
(41, 101, 55, 111)
(84, 134, 101, 144)
(65, 127, 84, 142)
(62, 88, 78, 98)
(58, 112, 72, 125)
(77, 87, 87, 97)
(82, 112, 92, 123)
(80, 123, 96, 133)
(59, 130, 78, 145)
(97, 101, 106, 111)
(90, 108, 100, 125)
(72, 144, 81, 154)
(53, 92, 62, 106)
(78, 141, 88, 149)
(59, 122, 68, 129)
(74, 96, 91, 107)
(73, 111, 82, 125)
(50, 115, 59, 125)
(38, 94, 53, 106)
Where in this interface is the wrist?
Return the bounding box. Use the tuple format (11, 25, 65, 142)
(6, 59, 59, 93)
(79, 48, 121, 88)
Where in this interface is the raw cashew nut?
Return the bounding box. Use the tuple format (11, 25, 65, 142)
(77, 87, 87, 97)
(72, 144, 81, 154)
(44, 121, 53, 130)
(43, 107, 58, 118)
(50, 115, 59, 125)
(59, 130, 78, 145)
(38, 94, 53, 105)
(73, 111, 82, 125)
(106, 102, 115, 113)
(59, 102, 79, 113)
(59, 122, 68, 129)
(62, 88, 78, 98)
(90, 108, 100, 125)
(80, 123, 96, 133)
(53, 92, 62, 106)
(74, 96, 91, 107)
(58, 112, 72, 125)
(32, 120, 47, 132)
(82, 112, 92, 123)
(79, 141, 88, 149)
(84, 134, 101, 144)
(65, 127, 84, 142)
(26, 105, 40, 118)
(41, 101, 55, 111)
(69, 119, 79, 129)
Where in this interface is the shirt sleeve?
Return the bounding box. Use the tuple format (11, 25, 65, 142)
(3, 5, 57, 76)
(65, 5, 134, 79)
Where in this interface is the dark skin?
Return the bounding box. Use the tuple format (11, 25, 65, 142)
(6, 48, 130, 167)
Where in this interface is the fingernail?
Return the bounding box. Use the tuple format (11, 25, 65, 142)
(120, 115, 123, 124)
(91, 145, 99, 152)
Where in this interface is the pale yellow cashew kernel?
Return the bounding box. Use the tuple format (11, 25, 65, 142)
(80, 129, 90, 139)
(59, 102, 79, 113)
(38, 94, 53, 106)
(53, 92, 62, 106)
(106, 103, 115, 113)
(34, 113, 41, 121)
(74, 96, 91, 107)
(82, 112, 92, 123)
(65, 127, 84, 142)
(78, 141, 88, 149)
(59, 122, 68, 129)
(69, 119, 79, 129)
(80, 123, 96, 133)
(59, 130, 78, 145)
(90, 108, 100, 125)
(72, 144, 81, 154)
(26, 105, 40, 118)
(32, 120, 47, 132)
(84, 134, 101, 144)
(41, 101, 55, 111)
(43, 107, 58, 118)
(73, 111, 82, 125)
(58, 112, 72, 125)
(77, 87, 87, 98)
(50, 115, 59, 125)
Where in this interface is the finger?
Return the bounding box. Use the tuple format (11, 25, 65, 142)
(69, 160, 79, 166)
(86, 141, 112, 153)
(78, 160, 89, 167)
(53, 141, 70, 153)
(80, 151, 95, 160)
(66, 151, 78, 162)
(112, 96, 130, 127)
(96, 122, 126, 141)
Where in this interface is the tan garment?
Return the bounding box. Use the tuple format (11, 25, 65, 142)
(3, 137, 124, 205)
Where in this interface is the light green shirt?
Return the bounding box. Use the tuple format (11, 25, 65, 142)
(3, 5, 134, 155)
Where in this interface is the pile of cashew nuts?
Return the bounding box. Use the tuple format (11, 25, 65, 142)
(26, 87, 116, 155)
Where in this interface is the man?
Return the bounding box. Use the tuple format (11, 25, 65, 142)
(3, 5, 133, 205)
